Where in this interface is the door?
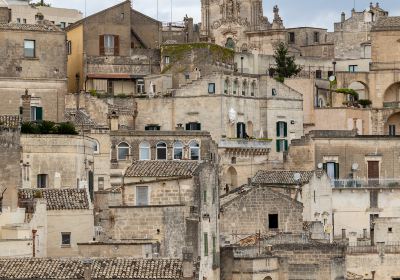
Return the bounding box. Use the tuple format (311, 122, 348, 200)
(368, 161, 379, 186)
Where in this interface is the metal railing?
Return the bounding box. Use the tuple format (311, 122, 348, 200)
(383, 101, 400, 109)
(331, 178, 400, 188)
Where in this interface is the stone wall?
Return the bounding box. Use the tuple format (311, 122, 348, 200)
(347, 253, 400, 280)
(0, 7, 10, 23)
(220, 187, 303, 242)
(78, 242, 153, 258)
(131, 10, 161, 49)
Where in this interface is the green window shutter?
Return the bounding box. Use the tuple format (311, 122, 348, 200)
(36, 107, 43, 121)
(276, 140, 281, 152)
(284, 122, 288, 137)
(212, 234, 216, 253)
(203, 190, 207, 203)
(276, 122, 280, 137)
(204, 233, 208, 256)
(284, 140, 288, 151)
(334, 163, 340, 179)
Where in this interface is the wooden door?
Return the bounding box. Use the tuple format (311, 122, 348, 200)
(368, 161, 379, 186)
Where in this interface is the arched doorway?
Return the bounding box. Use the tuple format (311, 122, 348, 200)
(348, 81, 369, 100)
(227, 166, 238, 188)
(385, 112, 400, 136)
(384, 82, 400, 107)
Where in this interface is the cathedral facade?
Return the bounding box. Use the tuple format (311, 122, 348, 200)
(200, 0, 285, 54)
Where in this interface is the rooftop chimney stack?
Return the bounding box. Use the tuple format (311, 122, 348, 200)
(341, 12, 345, 22)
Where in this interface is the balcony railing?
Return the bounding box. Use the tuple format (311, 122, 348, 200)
(383, 101, 400, 109)
(219, 138, 272, 149)
(331, 178, 400, 188)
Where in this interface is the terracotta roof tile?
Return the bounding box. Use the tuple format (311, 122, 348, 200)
(125, 161, 200, 177)
(372, 16, 400, 31)
(0, 258, 182, 279)
(252, 170, 325, 185)
(0, 22, 62, 32)
(18, 189, 90, 210)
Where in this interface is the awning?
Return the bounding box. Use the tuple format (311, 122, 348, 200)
(87, 74, 144, 79)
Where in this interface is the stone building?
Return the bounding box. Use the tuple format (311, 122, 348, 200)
(1, 0, 82, 28)
(0, 15, 67, 122)
(200, 0, 285, 54)
(95, 161, 220, 280)
(66, 0, 161, 94)
(162, 16, 200, 45)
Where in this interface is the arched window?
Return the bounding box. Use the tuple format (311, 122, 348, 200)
(189, 141, 200, 161)
(225, 38, 235, 50)
(233, 79, 238, 94)
(139, 142, 151, 160)
(224, 79, 230, 94)
(173, 141, 183, 160)
(242, 80, 247, 96)
(93, 140, 100, 154)
(117, 142, 130, 161)
(156, 142, 167, 160)
(251, 81, 256, 96)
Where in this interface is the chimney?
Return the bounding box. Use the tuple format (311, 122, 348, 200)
(22, 89, 32, 122)
(175, 123, 184, 131)
(109, 112, 119, 131)
(341, 12, 345, 22)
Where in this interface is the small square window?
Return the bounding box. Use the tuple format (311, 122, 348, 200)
(17, 18, 21, 23)
(23, 19, 27, 24)
(389, 227, 393, 233)
(60, 22, 66, 29)
(272, 88, 277, 96)
(268, 214, 279, 229)
(208, 83, 216, 94)
(61, 232, 71, 246)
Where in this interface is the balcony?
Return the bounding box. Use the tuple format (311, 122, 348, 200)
(383, 101, 400, 109)
(219, 138, 272, 149)
(331, 178, 400, 188)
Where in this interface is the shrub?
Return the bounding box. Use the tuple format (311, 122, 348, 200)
(21, 121, 78, 135)
(37, 121, 56, 134)
(275, 76, 285, 83)
(21, 122, 39, 134)
(335, 88, 359, 100)
(358, 99, 372, 108)
(56, 122, 78, 135)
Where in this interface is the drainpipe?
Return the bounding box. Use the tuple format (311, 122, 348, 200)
(32, 229, 37, 257)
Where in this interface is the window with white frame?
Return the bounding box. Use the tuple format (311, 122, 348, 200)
(208, 83, 216, 94)
(139, 142, 151, 160)
(117, 142, 130, 161)
(136, 79, 145, 94)
(93, 140, 100, 154)
(173, 141, 183, 160)
(189, 141, 200, 160)
(24, 40, 35, 58)
(136, 186, 149, 206)
(104, 34, 115, 55)
(156, 142, 167, 160)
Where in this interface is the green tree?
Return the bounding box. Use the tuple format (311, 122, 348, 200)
(272, 42, 302, 82)
(33, 0, 51, 7)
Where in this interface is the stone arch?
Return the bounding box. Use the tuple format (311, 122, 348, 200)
(348, 81, 369, 100)
(226, 166, 238, 188)
(384, 112, 400, 136)
(383, 82, 400, 106)
(263, 277, 272, 280)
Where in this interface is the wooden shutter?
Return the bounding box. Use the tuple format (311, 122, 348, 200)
(276, 122, 280, 137)
(99, 35, 105, 55)
(334, 163, 340, 179)
(276, 140, 281, 152)
(284, 122, 288, 137)
(204, 233, 208, 256)
(114, 35, 120, 56)
(284, 140, 288, 151)
(36, 107, 43, 121)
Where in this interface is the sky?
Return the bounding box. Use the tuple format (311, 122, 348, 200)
(45, 0, 400, 30)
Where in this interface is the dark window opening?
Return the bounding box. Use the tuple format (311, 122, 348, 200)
(389, 125, 396, 136)
(315, 70, 322, 79)
(61, 232, 71, 246)
(186, 122, 201, 131)
(237, 122, 247, 139)
(313, 32, 320, 43)
(37, 174, 48, 188)
(268, 214, 279, 229)
(145, 125, 160, 131)
(288, 32, 295, 43)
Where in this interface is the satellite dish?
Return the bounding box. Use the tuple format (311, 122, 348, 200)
(293, 173, 301, 181)
(352, 163, 359, 171)
(329, 76, 336, 82)
(317, 163, 323, 169)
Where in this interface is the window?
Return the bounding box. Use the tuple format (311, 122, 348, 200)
(136, 79, 145, 94)
(164, 56, 170, 64)
(268, 214, 279, 229)
(289, 32, 295, 43)
(67, 40, 72, 55)
(61, 232, 71, 246)
(31, 106, 43, 121)
(327, 71, 334, 78)
(276, 122, 287, 137)
(272, 88, 277, 96)
(93, 140, 99, 154)
(156, 142, 167, 160)
(100, 35, 119, 56)
(98, 177, 104, 190)
(231, 157, 236, 164)
(388, 227, 393, 233)
(107, 80, 113, 94)
(23, 19, 26, 24)
(145, 125, 160, 131)
(225, 37, 235, 49)
(251, 81, 256, 96)
(313, 32, 320, 43)
(189, 141, 200, 160)
(233, 80, 238, 94)
(203, 190, 207, 203)
(24, 40, 35, 58)
(186, 122, 201, 131)
(104, 35, 114, 54)
(117, 142, 130, 161)
(60, 22, 66, 29)
(204, 233, 209, 256)
(242, 81, 247, 96)
(224, 79, 229, 94)
(173, 142, 183, 160)
(136, 186, 149, 206)
(237, 122, 246, 139)
(389, 125, 396, 136)
(315, 70, 322, 79)
(17, 18, 21, 23)
(208, 83, 216, 94)
(37, 174, 48, 188)
(139, 142, 151, 160)
(276, 139, 288, 152)
(120, 13, 125, 20)
(349, 65, 358, 73)
(323, 162, 339, 180)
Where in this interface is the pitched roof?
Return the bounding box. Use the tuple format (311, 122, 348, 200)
(0, 22, 62, 32)
(0, 258, 182, 280)
(0, 115, 20, 128)
(18, 188, 90, 210)
(65, 109, 98, 128)
(125, 161, 200, 177)
(252, 170, 325, 186)
(372, 16, 400, 31)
